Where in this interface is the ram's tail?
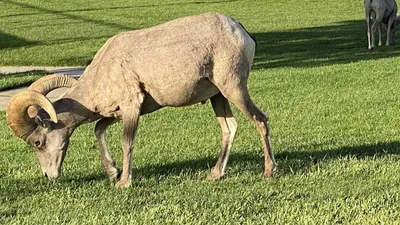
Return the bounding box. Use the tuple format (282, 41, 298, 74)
(238, 22, 258, 47)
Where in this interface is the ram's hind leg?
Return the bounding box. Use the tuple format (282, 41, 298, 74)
(95, 118, 119, 181)
(224, 86, 277, 177)
(207, 93, 237, 180)
(213, 57, 277, 177)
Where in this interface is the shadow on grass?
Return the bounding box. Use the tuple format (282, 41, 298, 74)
(1, 0, 238, 32)
(2, 141, 399, 203)
(0, 173, 108, 209)
(1, 0, 135, 31)
(1, 0, 239, 19)
(3, 4, 397, 69)
(0, 70, 46, 78)
(276, 141, 400, 175)
(131, 141, 400, 179)
(0, 71, 47, 91)
(253, 19, 400, 69)
(0, 31, 38, 50)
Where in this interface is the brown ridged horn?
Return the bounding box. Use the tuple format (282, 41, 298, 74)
(27, 74, 77, 118)
(6, 90, 58, 140)
(28, 74, 78, 95)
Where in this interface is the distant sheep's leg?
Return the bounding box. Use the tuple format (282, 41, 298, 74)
(366, 12, 372, 49)
(386, 16, 395, 46)
(207, 93, 237, 180)
(378, 23, 382, 46)
(95, 118, 119, 181)
(372, 15, 383, 49)
(371, 22, 376, 49)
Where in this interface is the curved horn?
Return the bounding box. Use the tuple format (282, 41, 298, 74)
(6, 90, 58, 140)
(28, 74, 78, 95)
(27, 74, 77, 118)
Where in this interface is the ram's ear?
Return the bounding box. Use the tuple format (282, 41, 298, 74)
(28, 105, 41, 118)
(34, 112, 56, 130)
(34, 117, 45, 127)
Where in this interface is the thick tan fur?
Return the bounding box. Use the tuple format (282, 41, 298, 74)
(8, 13, 276, 188)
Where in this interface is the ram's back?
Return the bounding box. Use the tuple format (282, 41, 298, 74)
(68, 13, 254, 116)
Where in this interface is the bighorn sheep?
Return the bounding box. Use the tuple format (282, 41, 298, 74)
(7, 13, 276, 188)
(364, 0, 400, 49)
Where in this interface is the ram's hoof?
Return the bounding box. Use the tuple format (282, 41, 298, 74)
(107, 168, 121, 182)
(115, 179, 131, 189)
(264, 163, 277, 178)
(206, 168, 224, 180)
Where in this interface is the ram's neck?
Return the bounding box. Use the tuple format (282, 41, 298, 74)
(61, 67, 131, 119)
(52, 98, 101, 129)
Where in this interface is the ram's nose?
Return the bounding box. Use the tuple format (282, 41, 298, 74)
(42, 169, 60, 180)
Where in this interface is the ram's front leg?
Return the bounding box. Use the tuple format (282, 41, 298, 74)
(115, 97, 143, 189)
(95, 118, 119, 181)
(115, 110, 140, 188)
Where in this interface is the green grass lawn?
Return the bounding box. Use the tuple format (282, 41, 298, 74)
(1, 0, 400, 224)
(0, 71, 47, 91)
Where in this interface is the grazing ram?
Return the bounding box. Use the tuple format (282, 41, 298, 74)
(364, 0, 400, 49)
(6, 13, 276, 188)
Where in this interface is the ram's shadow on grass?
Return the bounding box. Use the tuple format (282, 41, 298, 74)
(0, 173, 107, 202)
(275, 141, 400, 175)
(2, 141, 399, 203)
(133, 141, 400, 179)
(0, 178, 57, 203)
(253, 19, 400, 69)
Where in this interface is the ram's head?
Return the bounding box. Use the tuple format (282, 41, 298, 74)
(6, 75, 77, 179)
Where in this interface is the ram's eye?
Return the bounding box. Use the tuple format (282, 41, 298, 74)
(34, 140, 42, 148)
